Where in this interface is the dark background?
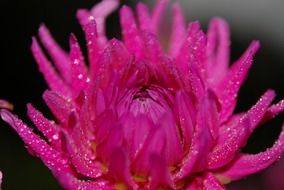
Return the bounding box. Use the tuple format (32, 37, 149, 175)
(0, 0, 283, 189)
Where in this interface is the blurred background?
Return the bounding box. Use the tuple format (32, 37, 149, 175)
(0, 0, 283, 189)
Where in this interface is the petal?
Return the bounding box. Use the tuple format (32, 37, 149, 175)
(27, 103, 62, 149)
(83, 20, 100, 78)
(69, 34, 89, 98)
(0, 110, 71, 175)
(136, 2, 152, 32)
(149, 154, 174, 190)
(152, 0, 169, 34)
(208, 90, 275, 169)
(263, 99, 284, 122)
(38, 24, 70, 82)
(169, 3, 186, 56)
(220, 125, 284, 180)
(31, 37, 70, 97)
(119, 6, 143, 58)
(43, 90, 75, 124)
(217, 41, 260, 123)
(175, 96, 214, 180)
(206, 18, 230, 84)
(203, 173, 226, 190)
(108, 147, 136, 188)
(0, 171, 2, 189)
(77, 0, 119, 45)
(176, 21, 207, 79)
(175, 91, 196, 150)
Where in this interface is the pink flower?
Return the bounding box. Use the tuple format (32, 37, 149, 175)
(1, 0, 284, 189)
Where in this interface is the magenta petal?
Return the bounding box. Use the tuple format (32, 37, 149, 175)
(175, 96, 214, 180)
(27, 103, 61, 149)
(202, 173, 226, 190)
(108, 147, 135, 188)
(43, 90, 74, 124)
(206, 18, 230, 84)
(69, 34, 89, 98)
(149, 154, 174, 190)
(151, 0, 168, 34)
(169, 3, 186, 56)
(0, 110, 71, 174)
(62, 129, 102, 178)
(136, 2, 152, 32)
(119, 6, 143, 58)
(83, 20, 100, 77)
(217, 40, 260, 123)
(38, 24, 70, 82)
(263, 99, 284, 122)
(31, 37, 70, 97)
(175, 91, 195, 149)
(221, 125, 284, 180)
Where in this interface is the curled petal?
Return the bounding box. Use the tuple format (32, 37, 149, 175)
(220, 125, 284, 180)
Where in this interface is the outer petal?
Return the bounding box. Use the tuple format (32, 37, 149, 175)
(31, 37, 70, 97)
(220, 125, 284, 180)
(208, 90, 275, 169)
(27, 103, 62, 149)
(217, 41, 260, 123)
(206, 17, 230, 84)
(0, 171, 2, 189)
(69, 34, 89, 98)
(119, 6, 143, 58)
(0, 110, 71, 175)
(43, 90, 75, 124)
(169, 3, 186, 56)
(38, 24, 70, 82)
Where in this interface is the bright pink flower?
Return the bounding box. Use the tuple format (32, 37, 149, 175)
(1, 0, 284, 189)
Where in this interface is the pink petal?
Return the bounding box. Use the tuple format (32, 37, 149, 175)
(69, 34, 89, 98)
(175, 91, 195, 150)
(175, 96, 214, 180)
(169, 2, 186, 56)
(0, 110, 71, 175)
(27, 103, 62, 149)
(208, 90, 274, 169)
(152, 0, 169, 34)
(217, 41, 260, 123)
(31, 37, 70, 97)
(83, 20, 100, 78)
(119, 5, 143, 58)
(220, 125, 284, 180)
(263, 99, 284, 122)
(149, 154, 174, 190)
(38, 24, 70, 82)
(77, 0, 119, 45)
(43, 90, 75, 124)
(206, 18, 230, 84)
(108, 147, 136, 188)
(136, 2, 152, 32)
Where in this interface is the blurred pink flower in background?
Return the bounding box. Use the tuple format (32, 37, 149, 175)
(1, 0, 284, 189)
